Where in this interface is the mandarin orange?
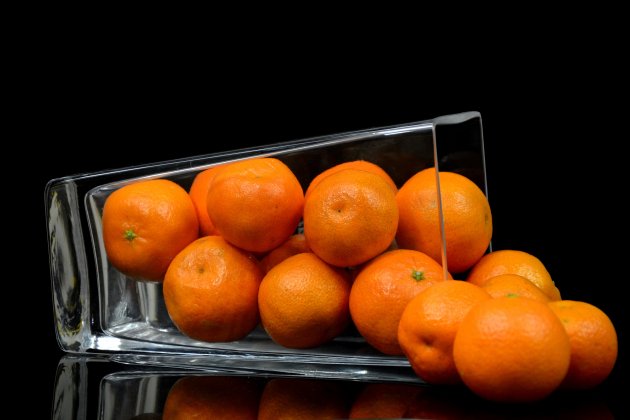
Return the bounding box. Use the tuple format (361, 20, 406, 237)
(398, 280, 491, 384)
(482, 273, 551, 302)
(188, 166, 221, 236)
(259, 234, 310, 274)
(163, 236, 262, 342)
(207, 158, 304, 253)
(349, 249, 449, 355)
(304, 169, 398, 267)
(258, 253, 350, 348)
(453, 296, 571, 402)
(305, 160, 397, 199)
(467, 249, 561, 301)
(102, 179, 198, 281)
(548, 300, 618, 389)
(396, 168, 492, 273)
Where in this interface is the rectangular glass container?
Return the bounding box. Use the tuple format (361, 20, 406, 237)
(45, 111, 487, 375)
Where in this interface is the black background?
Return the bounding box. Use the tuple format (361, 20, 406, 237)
(30, 73, 627, 417)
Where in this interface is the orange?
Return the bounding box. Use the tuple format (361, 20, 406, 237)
(259, 233, 310, 273)
(258, 253, 350, 348)
(163, 375, 261, 420)
(163, 236, 263, 342)
(396, 168, 492, 273)
(188, 166, 221, 236)
(398, 280, 491, 384)
(305, 160, 397, 199)
(349, 249, 450, 355)
(453, 296, 571, 402)
(467, 249, 561, 301)
(548, 300, 618, 389)
(258, 378, 348, 420)
(102, 179, 198, 281)
(349, 383, 421, 418)
(206, 158, 304, 253)
(481, 273, 551, 302)
(304, 169, 399, 267)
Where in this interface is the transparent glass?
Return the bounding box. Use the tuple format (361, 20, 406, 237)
(46, 112, 487, 374)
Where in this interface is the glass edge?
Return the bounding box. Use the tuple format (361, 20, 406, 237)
(44, 118, 435, 185)
(45, 178, 92, 353)
(431, 110, 485, 276)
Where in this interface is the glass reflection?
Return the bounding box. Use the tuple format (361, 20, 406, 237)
(52, 356, 614, 419)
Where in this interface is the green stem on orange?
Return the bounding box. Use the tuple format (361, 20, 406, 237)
(411, 270, 425, 281)
(124, 229, 137, 242)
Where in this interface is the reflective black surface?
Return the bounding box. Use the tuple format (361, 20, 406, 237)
(54, 356, 620, 419)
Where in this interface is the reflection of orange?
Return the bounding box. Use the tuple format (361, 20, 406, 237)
(398, 280, 490, 384)
(163, 376, 261, 420)
(258, 253, 350, 348)
(305, 160, 397, 199)
(258, 378, 348, 419)
(102, 179, 198, 281)
(188, 166, 221, 236)
(163, 236, 263, 342)
(260, 234, 310, 274)
(548, 300, 618, 389)
(467, 249, 561, 301)
(396, 168, 492, 273)
(349, 249, 449, 355)
(349, 383, 421, 418)
(304, 169, 399, 267)
(207, 158, 304, 253)
(482, 273, 550, 302)
(453, 296, 571, 402)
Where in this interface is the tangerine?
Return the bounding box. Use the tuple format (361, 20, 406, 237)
(102, 179, 198, 281)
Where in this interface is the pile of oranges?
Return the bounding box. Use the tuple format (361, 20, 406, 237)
(102, 156, 618, 403)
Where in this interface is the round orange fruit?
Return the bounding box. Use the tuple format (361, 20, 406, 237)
(305, 160, 397, 199)
(304, 169, 398, 267)
(260, 234, 310, 274)
(396, 168, 492, 273)
(467, 249, 561, 301)
(481, 273, 551, 302)
(102, 179, 198, 281)
(206, 158, 304, 253)
(453, 296, 571, 402)
(163, 236, 263, 342)
(548, 300, 618, 389)
(398, 280, 491, 384)
(349, 249, 449, 355)
(258, 253, 350, 348)
(188, 166, 221, 236)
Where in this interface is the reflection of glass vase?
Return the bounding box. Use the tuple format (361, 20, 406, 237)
(52, 356, 171, 420)
(52, 356, 195, 419)
(52, 356, 88, 420)
(52, 356, 614, 419)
